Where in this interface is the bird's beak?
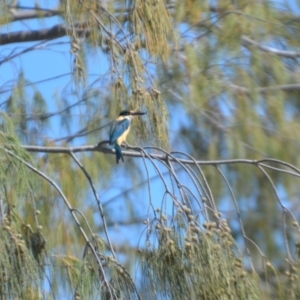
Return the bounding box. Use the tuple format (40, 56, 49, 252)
(131, 111, 146, 116)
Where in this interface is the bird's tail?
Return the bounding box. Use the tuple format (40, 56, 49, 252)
(114, 143, 124, 164)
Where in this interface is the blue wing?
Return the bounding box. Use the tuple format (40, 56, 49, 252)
(109, 118, 130, 144)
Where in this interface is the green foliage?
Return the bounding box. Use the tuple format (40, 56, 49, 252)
(0, 223, 42, 300)
(143, 226, 262, 299)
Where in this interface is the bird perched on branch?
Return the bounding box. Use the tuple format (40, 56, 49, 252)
(109, 110, 145, 163)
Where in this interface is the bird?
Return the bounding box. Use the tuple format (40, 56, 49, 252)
(109, 110, 145, 163)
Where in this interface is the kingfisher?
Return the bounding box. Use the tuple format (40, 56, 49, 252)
(109, 110, 145, 163)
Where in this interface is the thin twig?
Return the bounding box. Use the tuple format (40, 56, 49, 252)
(258, 166, 296, 260)
(216, 166, 255, 271)
(69, 151, 116, 259)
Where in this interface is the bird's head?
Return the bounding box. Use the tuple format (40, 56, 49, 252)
(119, 110, 146, 117)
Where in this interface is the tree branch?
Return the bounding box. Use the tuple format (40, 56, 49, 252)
(241, 35, 300, 58)
(20, 143, 300, 177)
(229, 83, 300, 94)
(8, 7, 61, 22)
(69, 151, 116, 259)
(0, 24, 90, 45)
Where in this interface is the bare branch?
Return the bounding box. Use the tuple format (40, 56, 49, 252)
(257, 166, 299, 260)
(242, 35, 300, 58)
(20, 143, 300, 177)
(216, 165, 256, 271)
(0, 24, 90, 45)
(0, 73, 71, 94)
(8, 7, 61, 22)
(229, 83, 300, 94)
(69, 151, 116, 259)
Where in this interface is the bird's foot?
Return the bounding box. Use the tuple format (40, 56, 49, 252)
(122, 142, 129, 149)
